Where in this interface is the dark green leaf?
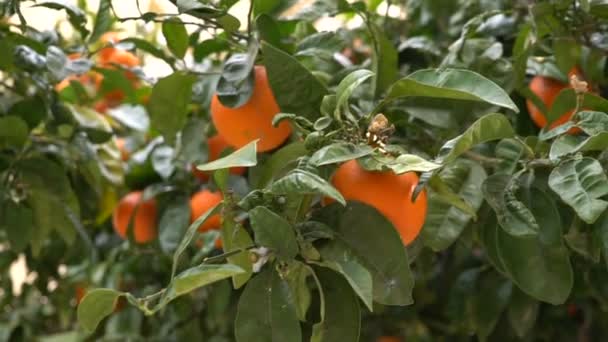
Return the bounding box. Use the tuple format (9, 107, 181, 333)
(334, 69, 374, 120)
(0, 201, 34, 252)
(549, 158, 608, 224)
(255, 142, 307, 189)
(168, 264, 244, 299)
(422, 160, 487, 251)
(553, 37, 581, 75)
(549, 133, 608, 161)
(379, 69, 519, 113)
(148, 72, 197, 144)
(197, 140, 257, 171)
(317, 240, 373, 311)
(507, 288, 539, 338)
(77, 289, 123, 332)
(547, 90, 608, 125)
(309, 143, 374, 166)
(121, 38, 176, 66)
(369, 23, 398, 98)
(221, 203, 254, 289)
(262, 42, 328, 120)
(271, 169, 345, 205)
(437, 113, 515, 164)
(162, 18, 189, 59)
(314, 202, 414, 305)
(249, 206, 299, 260)
(284, 261, 312, 321)
(235, 268, 302, 342)
(473, 271, 512, 340)
(311, 267, 361, 342)
(89, 0, 113, 43)
(159, 194, 191, 253)
(0, 116, 28, 147)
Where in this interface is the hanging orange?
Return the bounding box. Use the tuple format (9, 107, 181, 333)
(329, 160, 427, 245)
(190, 190, 223, 232)
(112, 191, 157, 243)
(211, 66, 291, 152)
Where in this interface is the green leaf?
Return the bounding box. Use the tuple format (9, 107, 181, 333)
(549, 133, 608, 161)
(472, 272, 512, 340)
(369, 23, 398, 98)
(494, 138, 525, 174)
(483, 173, 539, 236)
(548, 158, 608, 224)
(168, 264, 244, 299)
(197, 140, 257, 171)
(0, 201, 34, 252)
(564, 223, 601, 262)
(159, 194, 191, 254)
(334, 69, 374, 120)
(547, 90, 608, 124)
(494, 187, 573, 304)
(70, 105, 113, 143)
(0, 116, 28, 147)
(507, 288, 539, 338)
(89, 0, 113, 43)
(575, 110, 608, 136)
(379, 69, 519, 113)
(147, 72, 197, 144)
(422, 160, 487, 251)
(254, 142, 307, 189)
(217, 14, 240, 32)
(216, 46, 257, 107)
(18, 157, 80, 253)
(553, 37, 581, 76)
(256, 14, 283, 49)
(317, 240, 373, 311)
(594, 213, 608, 271)
(271, 169, 345, 205)
(387, 154, 441, 174)
(77, 289, 123, 332)
(262, 42, 328, 120)
(235, 268, 302, 342)
(284, 261, 312, 321)
(309, 143, 374, 166)
(314, 202, 414, 305)
(249, 206, 299, 260)
(172, 203, 223, 278)
(162, 18, 189, 59)
(107, 104, 150, 132)
(311, 267, 361, 342)
(427, 174, 479, 218)
(437, 113, 515, 164)
(121, 38, 176, 66)
(221, 203, 254, 289)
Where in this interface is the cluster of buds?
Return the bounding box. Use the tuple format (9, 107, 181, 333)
(366, 113, 395, 153)
(570, 74, 588, 94)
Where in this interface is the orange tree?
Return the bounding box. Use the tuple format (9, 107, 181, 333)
(2, 0, 608, 341)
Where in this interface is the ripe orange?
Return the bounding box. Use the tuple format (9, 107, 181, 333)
(193, 134, 247, 181)
(102, 49, 140, 68)
(526, 67, 585, 131)
(211, 66, 291, 152)
(329, 160, 427, 245)
(112, 191, 157, 243)
(190, 190, 223, 232)
(376, 337, 401, 342)
(99, 32, 124, 62)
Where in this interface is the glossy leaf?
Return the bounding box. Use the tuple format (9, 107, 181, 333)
(549, 158, 608, 224)
(422, 160, 487, 251)
(249, 206, 299, 260)
(77, 289, 123, 332)
(262, 42, 328, 120)
(254, 142, 307, 189)
(495, 187, 573, 304)
(317, 240, 373, 311)
(197, 140, 258, 171)
(334, 69, 374, 120)
(216, 50, 256, 108)
(380, 69, 519, 113)
(549, 132, 608, 161)
(369, 23, 398, 97)
(221, 203, 254, 289)
(547, 90, 608, 124)
(168, 264, 244, 299)
(89, 0, 112, 43)
(483, 173, 539, 236)
(271, 169, 345, 205)
(235, 268, 302, 342)
(388, 154, 441, 174)
(284, 261, 312, 321)
(437, 113, 515, 164)
(158, 194, 191, 254)
(311, 267, 361, 342)
(314, 202, 414, 305)
(162, 18, 189, 58)
(309, 143, 374, 166)
(148, 72, 197, 144)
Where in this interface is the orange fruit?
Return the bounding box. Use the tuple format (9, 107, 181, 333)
(112, 191, 157, 243)
(526, 67, 585, 131)
(94, 99, 110, 114)
(190, 190, 223, 232)
(193, 134, 247, 181)
(329, 160, 427, 245)
(75, 285, 87, 304)
(99, 32, 124, 61)
(211, 66, 291, 152)
(115, 137, 130, 161)
(376, 337, 401, 342)
(103, 49, 140, 68)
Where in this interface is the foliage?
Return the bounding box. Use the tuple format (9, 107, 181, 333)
(2, 0, 608, 341)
